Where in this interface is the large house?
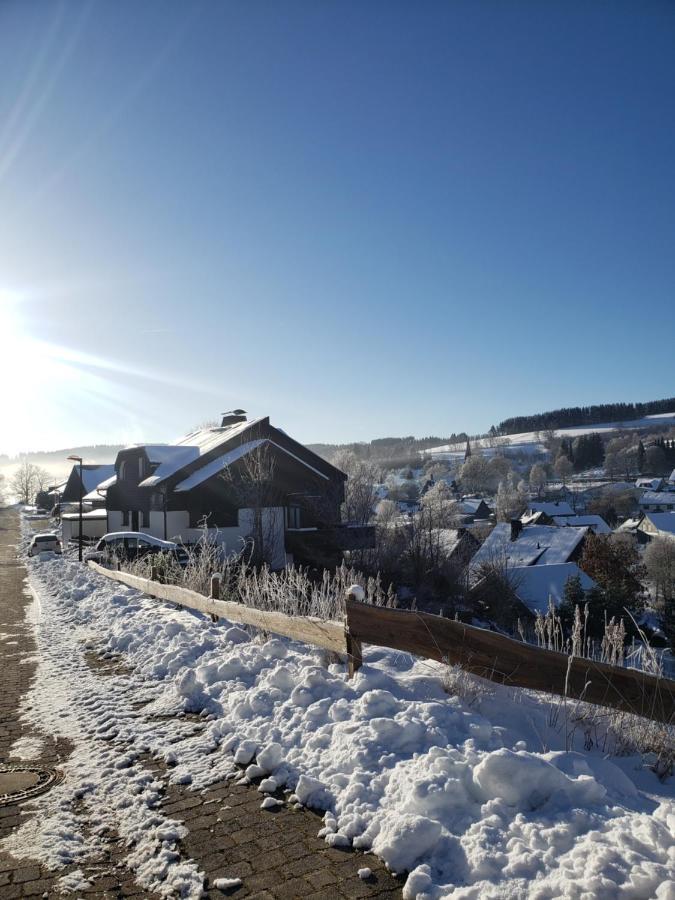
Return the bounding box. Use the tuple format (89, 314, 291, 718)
(637, 513, 675, 542)
(469, 520, 588, 579)
(93, 412, 371, 568)
(639, 491, 675, 513)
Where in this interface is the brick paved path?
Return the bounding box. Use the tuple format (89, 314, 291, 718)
(0, 509, 403, 899)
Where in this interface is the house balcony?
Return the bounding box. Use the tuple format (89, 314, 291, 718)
(285, 524, 376, 555)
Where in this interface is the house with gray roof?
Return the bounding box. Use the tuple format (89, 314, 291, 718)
(505, 563, 598, 615)
(639, 491, 675, 513)
(469, 520, 588, 579)
(637, 512, 675, 541)
(552, 514, 610, 534)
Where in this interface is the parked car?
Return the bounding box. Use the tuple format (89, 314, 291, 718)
(28, 533, 62, 556)
(85, 532, 190, 567)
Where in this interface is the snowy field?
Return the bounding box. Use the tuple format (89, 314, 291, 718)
(427, 412, 675, 460)
(4, 531, 675, 898)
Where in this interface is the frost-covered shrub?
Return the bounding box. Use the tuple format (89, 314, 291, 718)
(121, 536, 395, 621)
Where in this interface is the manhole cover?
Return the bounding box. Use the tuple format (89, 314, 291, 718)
(0, 765, 64, 806)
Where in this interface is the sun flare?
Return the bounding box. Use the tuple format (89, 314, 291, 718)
(0, 293, 84, 453)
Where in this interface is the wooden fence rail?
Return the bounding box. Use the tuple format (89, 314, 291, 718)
(88, 562, 675, 725)
(346, 600, 675, 725)
(87, 562, 347, 655)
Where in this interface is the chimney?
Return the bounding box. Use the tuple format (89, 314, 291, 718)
(510, 519, 523, 541)
(220, 409, 247, 427)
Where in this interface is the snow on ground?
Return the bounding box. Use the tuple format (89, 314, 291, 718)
(5, 527, 675, 898)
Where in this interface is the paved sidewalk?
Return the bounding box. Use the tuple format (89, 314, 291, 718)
(0, 509, 403, 899)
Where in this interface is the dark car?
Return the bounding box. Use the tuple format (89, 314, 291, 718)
(85, 532, 189, 567)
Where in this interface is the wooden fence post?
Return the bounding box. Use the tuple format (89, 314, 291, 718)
(344, 587, 363, 678)
(210, 574, 221, 623)
(151, 565, 158, 582)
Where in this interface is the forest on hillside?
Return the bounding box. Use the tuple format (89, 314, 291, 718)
(494, 397, 675, 436)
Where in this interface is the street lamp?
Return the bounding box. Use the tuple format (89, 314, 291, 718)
(67, 455, 83, 562)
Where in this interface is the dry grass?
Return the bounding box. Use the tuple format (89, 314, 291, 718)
(120, 530, 396, 621)
(442, 662, 491, 707)
(530, 602, 674, 775)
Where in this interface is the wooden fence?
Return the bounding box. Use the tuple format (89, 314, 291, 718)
(88, 561, 675, 725)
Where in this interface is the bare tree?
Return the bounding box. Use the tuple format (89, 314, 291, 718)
(332, 450, 379, 525)
(645, 537, 675, 605)
(10, 461, 49, 505)
(420, 480, 461, 528)
(220, 442, 282, 567)
(553, 454, 574, 485)
(495, 474, 527, 522)
(529, 463, 547, 498)
(487, 456, 512, 491)
(459, 455, 492, 493)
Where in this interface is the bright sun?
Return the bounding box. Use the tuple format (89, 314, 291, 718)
(0, 294, 79, 453)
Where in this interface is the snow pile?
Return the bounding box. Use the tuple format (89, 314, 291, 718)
(7, 544, 674, 899)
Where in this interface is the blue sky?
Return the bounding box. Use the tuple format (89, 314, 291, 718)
(1, 0, 674, 454)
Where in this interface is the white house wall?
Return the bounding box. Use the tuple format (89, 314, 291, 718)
(62, 516, 107, 543)
(108, 506, 287, 568)
(107, 511, 124, 533)
(147, 510, 190, 541)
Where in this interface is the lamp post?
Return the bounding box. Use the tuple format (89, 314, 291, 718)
(67, 455, 83, 562)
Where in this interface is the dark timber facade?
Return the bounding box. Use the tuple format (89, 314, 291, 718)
(102, 414, 373, 568)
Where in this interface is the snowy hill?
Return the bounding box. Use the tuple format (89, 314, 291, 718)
(427, 411, 675, 460)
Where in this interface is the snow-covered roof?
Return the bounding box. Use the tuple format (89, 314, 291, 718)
(138, 446, 201, 487)
(507, 563, 598, 615)
(639, 491, 675, 507)
(96, 474, 117, 491)
(642, 513, 675, 536)
(669, 468, 675, 484)
(527, 501, 574, 517)
(615, 516, 643, 533)
(552, 515, 611, 534)
(635, 477, 663, 491)
(470, 523, 588, 571)
(62, 509, 108, 520)
(458, 498, 488, 514)
(174, 440, 265, 492)
(80, 465, 115, 494)
(82, 487, 106, 502)
(137, 418, 264, 488)
(174, 439, 330, 492)
(434, 528, 466, 556)
(520, 510, 548, 526)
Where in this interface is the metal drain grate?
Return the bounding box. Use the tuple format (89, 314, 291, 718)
(0, 765, 64, 806)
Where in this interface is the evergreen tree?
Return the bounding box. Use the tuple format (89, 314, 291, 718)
(637, 440, 646, 473)
(579, 534, 646, 635)
(558, 575, 586, 630)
